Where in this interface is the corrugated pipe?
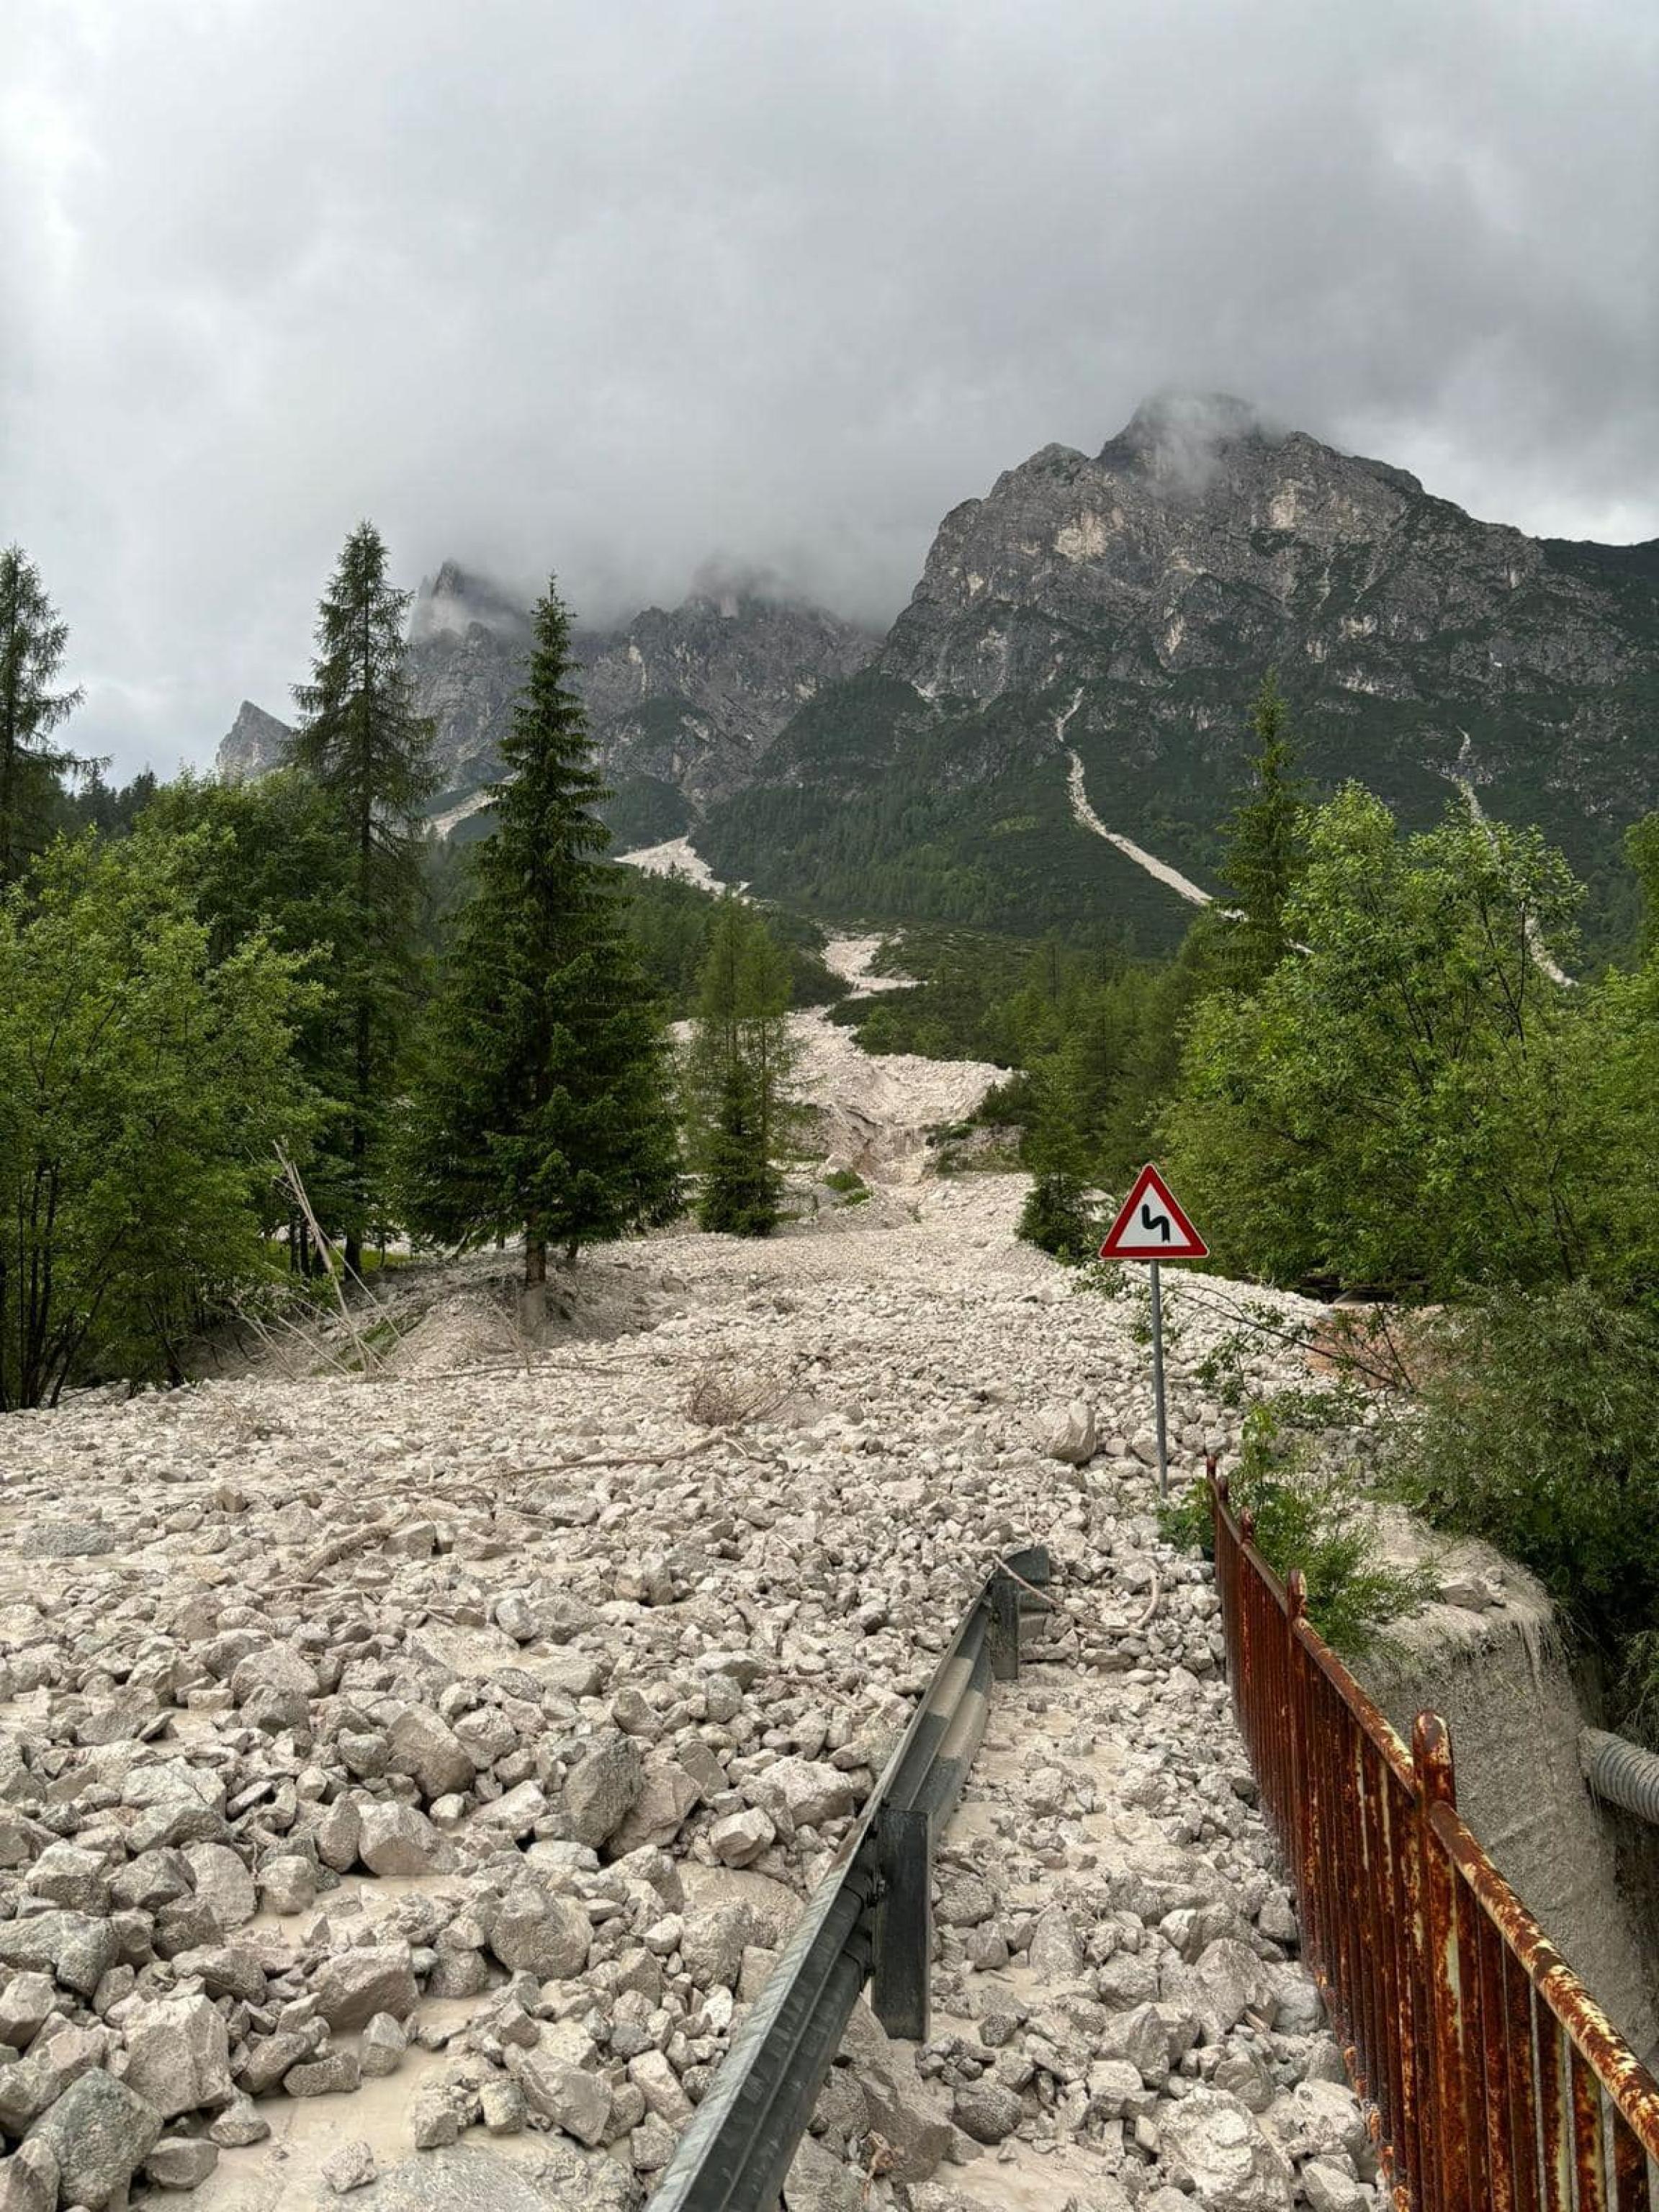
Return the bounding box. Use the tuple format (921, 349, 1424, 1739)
(1581, 1729, 1659, 1824)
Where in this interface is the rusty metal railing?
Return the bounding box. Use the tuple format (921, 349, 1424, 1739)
(1209, 1463, 1659, 2212)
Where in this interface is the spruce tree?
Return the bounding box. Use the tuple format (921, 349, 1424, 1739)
(400, 577, 680, 1298)
(1215, 672, 1307, 990)
(685, 899, 801, 1237)
(0, 547, 86, 889)
(285, 523, 436, 1271)
(1017, 1048, 1098, 1262)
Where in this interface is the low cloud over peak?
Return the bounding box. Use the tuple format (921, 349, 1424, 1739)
(5, 0, 1658, 777)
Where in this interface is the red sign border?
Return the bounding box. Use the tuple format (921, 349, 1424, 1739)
(1099, 1163, 1209, 1261)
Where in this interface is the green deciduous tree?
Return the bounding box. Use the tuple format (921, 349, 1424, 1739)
(0, 835, 315, 1407)
(0, 546, 86, 889)
(285, 523, 436, 1270)
(1162, 786, 1589, 1296)
(400, 579, 680, 1292)
(1213, 671, 1306, 990)
(685, 899, 801, 1236)
(133, 770, 362, 1265)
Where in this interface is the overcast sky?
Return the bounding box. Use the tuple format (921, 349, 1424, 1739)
(6, 0, 1658, 778)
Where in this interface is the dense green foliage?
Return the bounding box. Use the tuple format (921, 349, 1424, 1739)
(684, 900, 801, 1236)
(0, 836, 313, 1406)
(400, 581, 680, 1280)
(1164, 790, 1591, 1294)
(284, 522, 438, 1270)
(0, 546, 86, 889)
(623, 867, 841, 1015)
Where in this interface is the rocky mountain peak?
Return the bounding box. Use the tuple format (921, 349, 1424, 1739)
(410, 562, 533, 645)
(217, 698, 292, 783)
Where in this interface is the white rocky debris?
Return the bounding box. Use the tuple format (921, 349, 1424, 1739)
(613, 837, 727, 893)
(0, 1174, 1372, 2211)
(1066, 747, 1216, 909)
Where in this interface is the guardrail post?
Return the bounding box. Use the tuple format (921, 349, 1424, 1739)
(1415, 1712, 1473, 2212)
(871, 1805, 932, 2042)
(988, 1568, 1022, 1682)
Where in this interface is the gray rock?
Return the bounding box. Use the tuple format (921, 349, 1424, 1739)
(564, 1737, 644, 1847)
(183, 1840, 258, 1930)
(410, 2080, 463, 2149)
(1043, 1401, 1097, 1465)
(837, 2000, 950, 2182)
(749, 1758, 854, 1835)
(0, 2139, 58, 2212)
(1303, 2160, 1372, 2212)
(514, 2049, 611, 2146)
(285, 2046, 362, 2096)
(143, 2136, 221, 2189)
(952, 2079, 1024, 2143)
(27, 1521, 117, 1557)
(480, 2077, 527, 2134)
(258, 1853, 318, 1915)
(1158, 2085, 1294, 2212)
(0, 1909, 117, 1995)
(1026, 1904, 1084, 1980)
(315, 1794, 362, 1872)
(783, 2134, 863, 2212)
(120, 1992, 233, 2117)
(709, 1807, 775, 1867)
(605, 1754, 702, 1856)
(360, 2010, 410, 2077)
(680, 1900, 754, 1991)
(387, 1705, 477, 1799)
(208, 2090, 271, 2146)
(321, 2138, 379, 2194)
(27, 2069, 163, 2210)
(0, 1974, 55, 2050)
(357, 1800, 454, 1875)
(490, 1885, 591, 1979)
(314, 1943, 419, 2030)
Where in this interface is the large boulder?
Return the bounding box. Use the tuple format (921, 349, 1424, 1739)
(1043, 1401, 1097, 1465)
(1159, 2085, 1295, 2212)
(563, 1738, 644, 1848)
(313, 1943, 420, 2031)
(489, 1887, 591, 1979)
(27, 2070, 162, 2210)
(120, 1993, 233, 2118)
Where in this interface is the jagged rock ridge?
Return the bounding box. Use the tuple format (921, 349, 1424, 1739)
(698, 393, 1659, 945)
(215, 565, 879, 836)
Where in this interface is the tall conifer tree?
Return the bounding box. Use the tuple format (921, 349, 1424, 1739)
(685, 899, 800, 1236)
(400, 577, 680, 1298)
(1215, 672, 1307, 990)
(285, 523, 435, 1270)
(0, 547, 86, 889)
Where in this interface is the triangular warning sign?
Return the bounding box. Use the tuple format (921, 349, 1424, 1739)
(1100, 1164, 1208, 1261)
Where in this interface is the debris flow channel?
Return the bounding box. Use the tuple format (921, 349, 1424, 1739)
(0, 1177, 1375, 2212)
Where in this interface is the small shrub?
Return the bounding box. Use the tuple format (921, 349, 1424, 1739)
(1164, 1393, 1433, 1657)
(1017, 1172, 1100, 1264)
(685, 1362, 793, 1428)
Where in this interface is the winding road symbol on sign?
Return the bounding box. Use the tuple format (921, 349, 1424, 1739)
(1098, 1166, 1208, 1503)
(1100, 1165, 1208, 1262)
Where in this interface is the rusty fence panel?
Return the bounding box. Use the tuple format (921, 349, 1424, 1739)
(1208, 1464, 1659, 2212)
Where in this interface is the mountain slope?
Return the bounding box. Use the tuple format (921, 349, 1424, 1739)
(700, 395, 1659, 948)
(217, 567, 878, 847)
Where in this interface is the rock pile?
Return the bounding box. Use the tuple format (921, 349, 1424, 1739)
(0, 1177, 1375, 2209)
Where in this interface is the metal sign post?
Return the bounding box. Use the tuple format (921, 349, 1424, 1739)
(1148, 1257, 1168, 1499)
(1099, 1165, 1208, 1505)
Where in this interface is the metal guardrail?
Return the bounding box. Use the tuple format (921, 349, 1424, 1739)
(646, 1545, 1052, 2212)
(1210, 1463, 1659, 2212)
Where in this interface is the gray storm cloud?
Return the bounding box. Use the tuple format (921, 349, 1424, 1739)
(4, 0, 1658, 775)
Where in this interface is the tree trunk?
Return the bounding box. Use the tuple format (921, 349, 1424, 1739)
(520, 1228, 548, 1332)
